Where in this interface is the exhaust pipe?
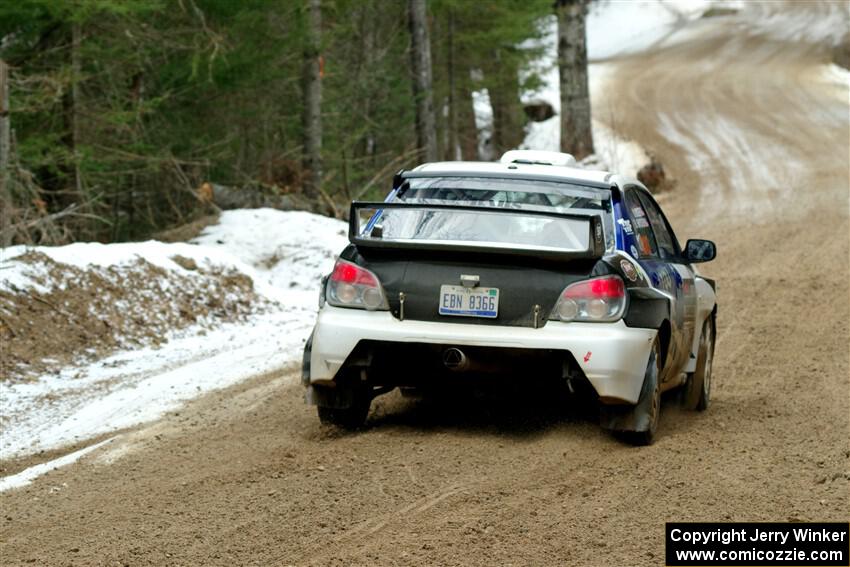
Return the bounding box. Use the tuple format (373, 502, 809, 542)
(442, 347, 469, 371)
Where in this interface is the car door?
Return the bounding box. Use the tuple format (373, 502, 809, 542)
(636, 190, 698, 376)
(623, 187, 693, 382)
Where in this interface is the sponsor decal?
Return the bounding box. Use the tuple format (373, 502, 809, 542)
(655, 267, 674, 291)
(617, 218, 634, 234)
(630, 244, 639, 258)
(639, 233, 653, 255)
(620, 259, 638, 281)
(583, 351, 592, 363)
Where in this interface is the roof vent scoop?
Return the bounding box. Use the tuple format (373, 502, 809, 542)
(499, 150, 576, 167)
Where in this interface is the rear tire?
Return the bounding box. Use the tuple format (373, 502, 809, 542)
(316, 384, 371, 430)
(601, 338, 662, 446)
(682, 315, 715, 411)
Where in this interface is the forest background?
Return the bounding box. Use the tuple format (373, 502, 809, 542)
(0, 0, 599, 245)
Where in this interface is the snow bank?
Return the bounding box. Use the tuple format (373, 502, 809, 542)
(0, 309, 312, 460)
(191, 208, 348, 293)
(0, 209, 345, 462)
(2, 240, 261, 297)
(587, 0, 714, 61)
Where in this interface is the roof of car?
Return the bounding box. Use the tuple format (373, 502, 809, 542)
(408, 160, 616, 188)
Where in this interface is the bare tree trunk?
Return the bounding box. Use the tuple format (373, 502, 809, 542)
(444, 8, 460, 160)
(301, 0, 322, 200)
(556, 0, 594, 159)
(0, 59, 11, 245)
(408, 0, 438, 162)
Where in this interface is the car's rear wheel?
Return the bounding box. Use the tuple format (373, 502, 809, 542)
(682, 315, 715, 411)
(600, 338, 662, 445)
(316, 383, 371, 430)
(624, 338, 662, 445)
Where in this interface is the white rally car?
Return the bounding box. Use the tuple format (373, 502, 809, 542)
(302, 151, 717, 444)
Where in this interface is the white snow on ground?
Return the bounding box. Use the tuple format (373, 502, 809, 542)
(2, 240, 269, 298)
(0, 309, 313, 460)
(741, 0, 849, 47)
(821, 63, 850, 90)
(1, 209, 347, 301)
(520, 107, 650, 179)
(0, 438, 114, 492)
(587, 0, 716, 61)
(0, 209, 346, 465)
(191, 208, 348, 293)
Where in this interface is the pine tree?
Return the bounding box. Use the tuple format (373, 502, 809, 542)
(0, 0, 554, 243)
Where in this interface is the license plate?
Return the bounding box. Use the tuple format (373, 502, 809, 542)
(438, 285, 499, 318)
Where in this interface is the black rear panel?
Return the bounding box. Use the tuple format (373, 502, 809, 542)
(343, 246, 598, 328)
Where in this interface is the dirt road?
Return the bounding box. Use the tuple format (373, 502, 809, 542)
(2, 2, 848, 565)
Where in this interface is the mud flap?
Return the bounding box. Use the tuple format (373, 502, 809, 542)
(598, 397, 652, 432)
(305, 384, 358, 409)
(599, 345, 658, 432)
(301, 332, 313, 387)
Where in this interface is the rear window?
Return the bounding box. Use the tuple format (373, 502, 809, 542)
(364, 206, 592, 253)
(396, 176, 614, 249)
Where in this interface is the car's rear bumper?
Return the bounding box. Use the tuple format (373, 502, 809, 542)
(308, 305, 657, 404)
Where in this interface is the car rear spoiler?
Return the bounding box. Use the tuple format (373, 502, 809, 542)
(348, 201, 606, 261)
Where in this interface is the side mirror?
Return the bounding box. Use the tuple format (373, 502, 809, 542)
(684, 239, 716, 263)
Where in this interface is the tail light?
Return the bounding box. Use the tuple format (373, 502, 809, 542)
(550, 275, 626, 322)
(326, 259, 389, 311)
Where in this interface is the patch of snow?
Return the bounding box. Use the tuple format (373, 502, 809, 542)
(0, 247, 52, 293)
(1, 240, 266, 296)
(741, 0, 849, 47)
(0, 437, 115, 492)
(822, 63, 850, 88)
(1, 208, 345, 461)
(519, 60, 648, 176)
(591, 120, 651, 179)
(191, 208, 347, 293)
(587, 0, 712, 61)
(1, 210, 346, 303)
(0, 308, 313, 460)
(471, 88, 495, 161)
